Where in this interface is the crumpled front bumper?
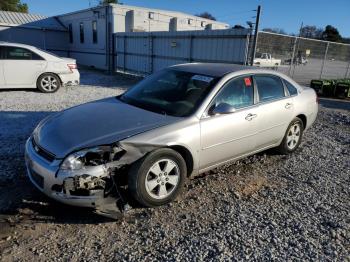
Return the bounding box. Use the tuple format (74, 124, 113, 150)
(24, 138, 108, 208)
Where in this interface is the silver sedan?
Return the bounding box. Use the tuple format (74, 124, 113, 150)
(25, 63, 318, 215)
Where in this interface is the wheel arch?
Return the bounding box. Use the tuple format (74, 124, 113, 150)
(296, 114, 307, 129)
(168, 145, 194, 177)
(37, 72, 63, 85)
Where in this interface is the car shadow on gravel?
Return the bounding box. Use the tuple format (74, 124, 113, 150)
(0, 178, 117, 230)
(79, 69, 141, 89)
(0, 110, 118, 235)
(319, 97, 350, 111)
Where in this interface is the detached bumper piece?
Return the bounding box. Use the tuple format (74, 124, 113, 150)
(63, 80, 80, 87)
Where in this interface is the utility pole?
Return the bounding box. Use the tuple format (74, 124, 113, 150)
(250, 5, 261, 66)
(291, 22, 303, 77)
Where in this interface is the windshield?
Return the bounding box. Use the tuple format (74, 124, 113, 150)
(120, 69, 219, 117)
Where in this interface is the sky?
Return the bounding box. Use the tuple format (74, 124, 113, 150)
(23, 0, 350, 37)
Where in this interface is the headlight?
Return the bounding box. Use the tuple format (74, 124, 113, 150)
(60, 145, 125, 171)
(60, 152, 85, 170)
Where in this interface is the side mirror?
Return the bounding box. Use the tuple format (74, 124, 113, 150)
(209, 103, 236, 116)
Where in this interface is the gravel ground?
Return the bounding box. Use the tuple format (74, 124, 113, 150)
(0, 69, 349, 261)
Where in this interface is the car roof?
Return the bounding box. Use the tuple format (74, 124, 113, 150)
(170, 63, 256, 77)
(0, 41, 36, 49)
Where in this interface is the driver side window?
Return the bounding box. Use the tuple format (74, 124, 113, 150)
(213, 76, 254, 109)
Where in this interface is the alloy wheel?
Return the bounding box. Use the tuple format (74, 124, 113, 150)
(145, 158, 180, 199)
(41, 76, 58, 92)
(286, 123, 301, 150)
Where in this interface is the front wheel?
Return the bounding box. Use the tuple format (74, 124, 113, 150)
(128, 148, 187, 207)
(37, 73, 61, 93)
(276, 117, 304, 154)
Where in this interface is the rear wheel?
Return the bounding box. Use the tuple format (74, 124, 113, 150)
(276, 117, 304, 154)
(37, 73, 61, 93)
(128, 148, 187, 207)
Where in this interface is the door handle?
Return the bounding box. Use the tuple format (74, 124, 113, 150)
(285, 103, 293, 109)
(245, 113, 257, 121)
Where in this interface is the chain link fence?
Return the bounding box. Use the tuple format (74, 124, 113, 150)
(256, 31, 350, 85)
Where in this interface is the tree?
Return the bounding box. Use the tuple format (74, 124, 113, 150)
(195, 12, 216, 21)
(233, 25, 245, 29)
(99, 0, 119, 5)
(321, 25, 342, 42)
(300, 25, 323, 39)
(262, 28, 287, 35)
(342, 38, 350, 44)
(0, 0, 28, 13)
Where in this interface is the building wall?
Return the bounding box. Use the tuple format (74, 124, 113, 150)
(0, 26, 69, 57)
(111, 4, 228, 33)
(58, 6, 109, 69)
(57, 4, 229, 70)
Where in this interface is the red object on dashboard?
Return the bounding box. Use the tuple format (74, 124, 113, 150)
(244, 77, 252, 87)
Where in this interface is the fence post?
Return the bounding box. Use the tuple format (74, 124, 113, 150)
(244, 33, 251, 65)
(345, 61, 350, 78)
(149, 34, 154, 74)
(289, 36, 297, 76)
(319, 42, 329, 79)
(123, 35, 126, 73)
(189, 35, 193, 62)
(111, 34, 115, 73)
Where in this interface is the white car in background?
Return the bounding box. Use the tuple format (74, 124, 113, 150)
(0, 42, 79, 93)
(254, 53, 282, 68)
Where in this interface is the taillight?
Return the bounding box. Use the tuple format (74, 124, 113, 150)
(67, 64, 77, 72)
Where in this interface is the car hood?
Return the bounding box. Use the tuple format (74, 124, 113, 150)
(34, 97, 180, 158)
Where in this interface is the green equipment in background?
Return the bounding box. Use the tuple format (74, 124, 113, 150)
(310, 79, 336, 96)
(334, 79, 350, 98)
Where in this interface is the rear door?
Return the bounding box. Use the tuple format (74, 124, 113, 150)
(0, 46, 5, 88)
(253, 74, 294, 149)
(3, 46, 47, 88)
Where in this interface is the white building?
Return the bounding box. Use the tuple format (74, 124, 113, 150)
(0, 4, 229, 70)
(57, 3, 229, 70)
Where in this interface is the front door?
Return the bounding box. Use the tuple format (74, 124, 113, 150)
(199, 75, 259, 170)
(3, 46, 47, 87)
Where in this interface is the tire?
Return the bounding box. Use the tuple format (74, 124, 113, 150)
(276, 117, 304, 154)
(37, 73, 61, 93)
(128, 148, 187, 207)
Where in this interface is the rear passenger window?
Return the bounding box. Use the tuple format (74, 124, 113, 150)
(283, 80, 298, 96)
(213, 76, 254, 109)
(5, 47, 43, 60)
(255, 75, 285, 102)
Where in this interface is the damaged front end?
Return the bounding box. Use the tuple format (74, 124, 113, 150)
(54, 143, 159, 218)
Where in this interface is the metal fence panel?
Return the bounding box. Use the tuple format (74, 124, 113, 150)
(114, 29, 251, 75)
(257, 32, 350, 85)
(115, 30, 350, 85)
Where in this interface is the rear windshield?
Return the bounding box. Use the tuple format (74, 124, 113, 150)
(35, 47, 60, 58)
